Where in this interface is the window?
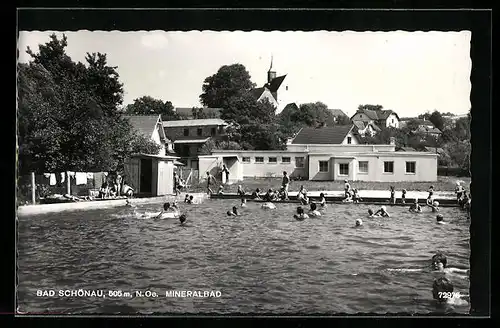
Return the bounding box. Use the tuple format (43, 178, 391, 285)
(242, 157, 251, 163)
(282, 157, 291, 163)
(295, 157, 305, 168)
(347, 136, 352, 144)
(358, 161, 368, 173)
(197, 128, 202, 136)
(384, 161, 394, 173)
(183, 128, 189, 136)
(392, 118, 395, 124)
(319, 161, 329, 173)
(269, 157, 277, 164)
(255, 157, 264, 163)
(339, 163, 349, 175)
(406, 161, 416, 174)
(211, 127, 216, 136)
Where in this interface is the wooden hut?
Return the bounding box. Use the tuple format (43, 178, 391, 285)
(124, 154, 181, 197)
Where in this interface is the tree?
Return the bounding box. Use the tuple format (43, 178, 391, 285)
(418, 111, 431, 120)
(358, 104, 383, 111)
(198, 139, 242, 155)
(240, 123, 287, 150)
(191, 107, 219, 119)
(428, 110, 445, 131)
(199, 63, 256, 108)
(222, 93, 276, 125)
(336, 114, 351, 125)
(278, 101, 338, 138)
(125, 96, 178, 121)
(18, 33, 156, 175)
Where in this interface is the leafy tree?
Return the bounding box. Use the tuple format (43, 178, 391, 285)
(131, 135, 162, 156)
(428, 110, 445, 131)
(240, 123, 287, 150)
(199, 63, 256, 108)
(358, 104, 383, 111)
(222, 93, 276, 125)
(278, 101, 338, 138)
(198, 139, 242, 155)
(336, 114, 351, 125)
(125, 96, 178, 120)
(190, 107, 219, 119)
(418, 111, 431, 120)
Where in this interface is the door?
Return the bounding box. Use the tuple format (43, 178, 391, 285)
(140, 158, 153, 193)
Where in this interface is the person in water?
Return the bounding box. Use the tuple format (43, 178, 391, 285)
(262, 201, 277, 209)
(429, 200, 440, 212)
(355, 218, 363, 227)
(241, 198, 247, 207)
(319, 192, 327, 208)
(432, 277, 469, 306)
(188, 195, 194, 204)
(171, 200, 179, 210)
(455, 181, 465, 203)
(374, 206, 390, 217)
(436, 214, 445, 224)
(227, 206, 238, 216)
(237, 185, 245, 196)
(401, 189, 407, 204)
(179, 213, 187, 225)
(294, 206, 309, 220)
(155, 202, 178, 219)
(427, 185, 435, 205)
(389, 186, 396, 204)
(367, 209, 380, 217)
(264, 188, 277, 202)
(297, 185, 309, 205)
(184, 194, 190, 203)
(308, 202, 321, 217)
(431, 253, 468, 275)
(409, 198, 422, 213)
(251, 188, 262, 200)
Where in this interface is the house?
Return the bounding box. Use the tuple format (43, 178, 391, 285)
(352, 121, 382, 137)
(290, 125, 360, 146)
(162, 118, 229, 169)
(400, 119, 442, 139)
(198, 125, 438, 182)
(174, 107, 221, 119)
(350, 108, 400, 132)
(248, 57, 289, 115)
(329, 109, 349, 124)
(124, 115, 171, 155)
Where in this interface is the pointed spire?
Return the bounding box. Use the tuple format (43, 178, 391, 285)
(269, 54, 273, 71)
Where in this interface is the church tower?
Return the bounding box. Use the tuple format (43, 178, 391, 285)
(267, 55, 277, 83)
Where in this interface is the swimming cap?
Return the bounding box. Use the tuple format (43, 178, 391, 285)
(356, 219, 363, 226)
(433, 201, 439, 207)
(437, 214, 444, 220)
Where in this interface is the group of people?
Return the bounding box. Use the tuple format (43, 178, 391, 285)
(99, 172, 134, 199)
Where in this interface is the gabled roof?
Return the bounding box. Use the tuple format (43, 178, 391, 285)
(265, 75, 287, 92)
(353, 121, 382, 132)
(351, 109, 399, 121)
(282, 103, 299, 112)
(329, 109, 347, 117)
(248, 87, 266, 102)
(162, 118, 228, 128)
(124, 115, 162, 139)
(291, 125, 355, 145)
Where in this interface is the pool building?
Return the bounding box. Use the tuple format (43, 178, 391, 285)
(198, 126, 438, 182)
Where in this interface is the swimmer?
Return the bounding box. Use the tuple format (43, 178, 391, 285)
(367, 209, 380, 217)
(237, 185, 245, 196)
(125, 199, 136, 208)
(355, 218, 363, 227)
(308, 202, 321, 217)
(179, 213, 187, 225)
(401, 189, 407, 204)
(429, 200, 440, 212)
(187, 195, 194, 204)
(431, 253, 469, 275)
(374, 205, 390, 217)
(432, 277, 469, 306)
(293, 206, 309, 221)
(409, 198, 422, 213)
(184, 194, 190, 203)
(251, 188, 262, 200)
(427, 185, 435, 205)
(240, 198, 247, 207)
(264, 189, 277, 202)
(352, 189, 362, 203)
(261, 202, 276, 209)
(319, 193, 327, 209)
(227, 206, 238, 216)
(155, 202, 178, 219)
(171, 200, 179, 210)
(436, 214, 446, 224)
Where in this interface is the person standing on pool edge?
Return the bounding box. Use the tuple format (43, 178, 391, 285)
(205, 171, 217, 195)
(282, 171, 290, 200)
(222, 164, 230, 185)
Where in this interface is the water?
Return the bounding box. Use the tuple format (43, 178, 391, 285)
(17, 200, 470, 315)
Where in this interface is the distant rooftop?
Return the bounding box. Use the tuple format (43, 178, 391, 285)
(291, 125, 355, 145)
(162, 118, 228, 128)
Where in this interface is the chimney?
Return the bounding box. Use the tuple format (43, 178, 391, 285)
(267, 55, 276, 83)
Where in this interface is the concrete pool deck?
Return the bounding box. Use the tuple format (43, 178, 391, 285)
(17, 193, 209, 217)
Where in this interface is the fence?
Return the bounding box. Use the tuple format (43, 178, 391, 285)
(177, 168, 199, 187)
(17, 172, 107, 206)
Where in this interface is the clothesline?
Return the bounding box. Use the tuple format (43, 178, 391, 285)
(41, 172, 107, 186)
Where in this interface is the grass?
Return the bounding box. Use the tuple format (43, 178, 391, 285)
(186, 176, 471, 194)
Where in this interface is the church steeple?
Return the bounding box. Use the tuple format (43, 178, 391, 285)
(267, 55, 276, 83)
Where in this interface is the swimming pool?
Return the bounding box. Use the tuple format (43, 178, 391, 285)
(17, 200, 470, 314)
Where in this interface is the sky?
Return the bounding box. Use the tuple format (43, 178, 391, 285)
(17, 30, 471, 117)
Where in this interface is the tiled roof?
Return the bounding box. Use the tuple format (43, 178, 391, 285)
(353, 121, 366, 130)
(162, 118, 228, 128)
(248, 87, 266, 101)
(352, 109, 399, 121)
(124, 115, 161, 138)
(291, 125, 354, 144)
